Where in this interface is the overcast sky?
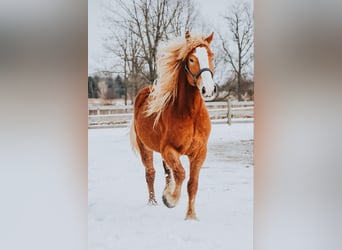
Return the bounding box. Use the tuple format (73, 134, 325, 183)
(88, 0, 252, 75)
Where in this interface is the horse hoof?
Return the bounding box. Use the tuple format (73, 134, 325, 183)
(162, 195, 176, 208)
(185, 214, 199, 221)
(147, 199, 158, 206)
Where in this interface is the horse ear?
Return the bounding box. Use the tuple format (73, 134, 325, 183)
(185, 30, 191, 42)
(205, 32, 214, 44)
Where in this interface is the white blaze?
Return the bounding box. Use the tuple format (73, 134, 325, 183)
(194, 47, 216, 99)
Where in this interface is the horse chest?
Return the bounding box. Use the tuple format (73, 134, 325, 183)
(166, 115, 210, 154)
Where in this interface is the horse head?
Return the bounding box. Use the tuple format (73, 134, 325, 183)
(184, 31, 218, 101)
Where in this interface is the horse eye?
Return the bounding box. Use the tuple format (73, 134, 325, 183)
(189, 58, 194, 63)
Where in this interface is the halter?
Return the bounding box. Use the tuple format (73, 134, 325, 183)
(185, 64, 214, 86)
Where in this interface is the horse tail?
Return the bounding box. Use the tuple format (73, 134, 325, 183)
(129, 118, 140, 155)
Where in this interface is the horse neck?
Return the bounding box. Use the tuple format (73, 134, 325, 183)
(174, 68, 202, 114)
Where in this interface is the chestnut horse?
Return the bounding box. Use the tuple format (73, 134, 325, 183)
(130, 31, 217, 220)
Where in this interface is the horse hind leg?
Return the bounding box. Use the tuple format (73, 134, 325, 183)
(137, 141, 157, 205)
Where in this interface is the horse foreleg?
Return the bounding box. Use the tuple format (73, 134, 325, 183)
(186, 147, 207, 220)
(161, 147, 185, 208)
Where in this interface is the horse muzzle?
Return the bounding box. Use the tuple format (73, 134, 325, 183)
(201, 83, 218, 101)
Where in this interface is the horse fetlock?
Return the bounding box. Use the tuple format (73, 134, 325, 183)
(164, 177, 175, 193)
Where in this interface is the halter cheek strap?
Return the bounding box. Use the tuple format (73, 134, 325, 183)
(185, 64, 214, 85)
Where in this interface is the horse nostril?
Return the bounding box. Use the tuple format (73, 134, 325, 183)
(214, 85, 217, 93)
(201, 86, 206, 95)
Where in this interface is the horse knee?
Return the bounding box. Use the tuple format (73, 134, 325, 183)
(162, 148, 184, 182)
(174, 168, 185, 183)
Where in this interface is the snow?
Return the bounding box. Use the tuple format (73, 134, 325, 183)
(88, 123, 253, 250)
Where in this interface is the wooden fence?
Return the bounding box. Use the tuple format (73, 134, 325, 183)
(88, 101, 253, 128)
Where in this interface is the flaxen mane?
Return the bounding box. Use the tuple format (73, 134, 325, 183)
(146, 32, 212, 125)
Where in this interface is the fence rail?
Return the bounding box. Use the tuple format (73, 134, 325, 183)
(88, 101, 253, 128)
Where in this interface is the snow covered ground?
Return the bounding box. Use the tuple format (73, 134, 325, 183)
(88, 123, 253, 250)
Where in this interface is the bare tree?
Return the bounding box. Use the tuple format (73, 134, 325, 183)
(220, 2, 254, 100)
(103, 0, 198, 98)
(103, 20, 144, 104)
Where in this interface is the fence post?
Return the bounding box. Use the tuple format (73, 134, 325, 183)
(227, 98, 231, 125)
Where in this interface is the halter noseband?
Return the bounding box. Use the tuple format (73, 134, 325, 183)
(185, 64, 214, 86)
